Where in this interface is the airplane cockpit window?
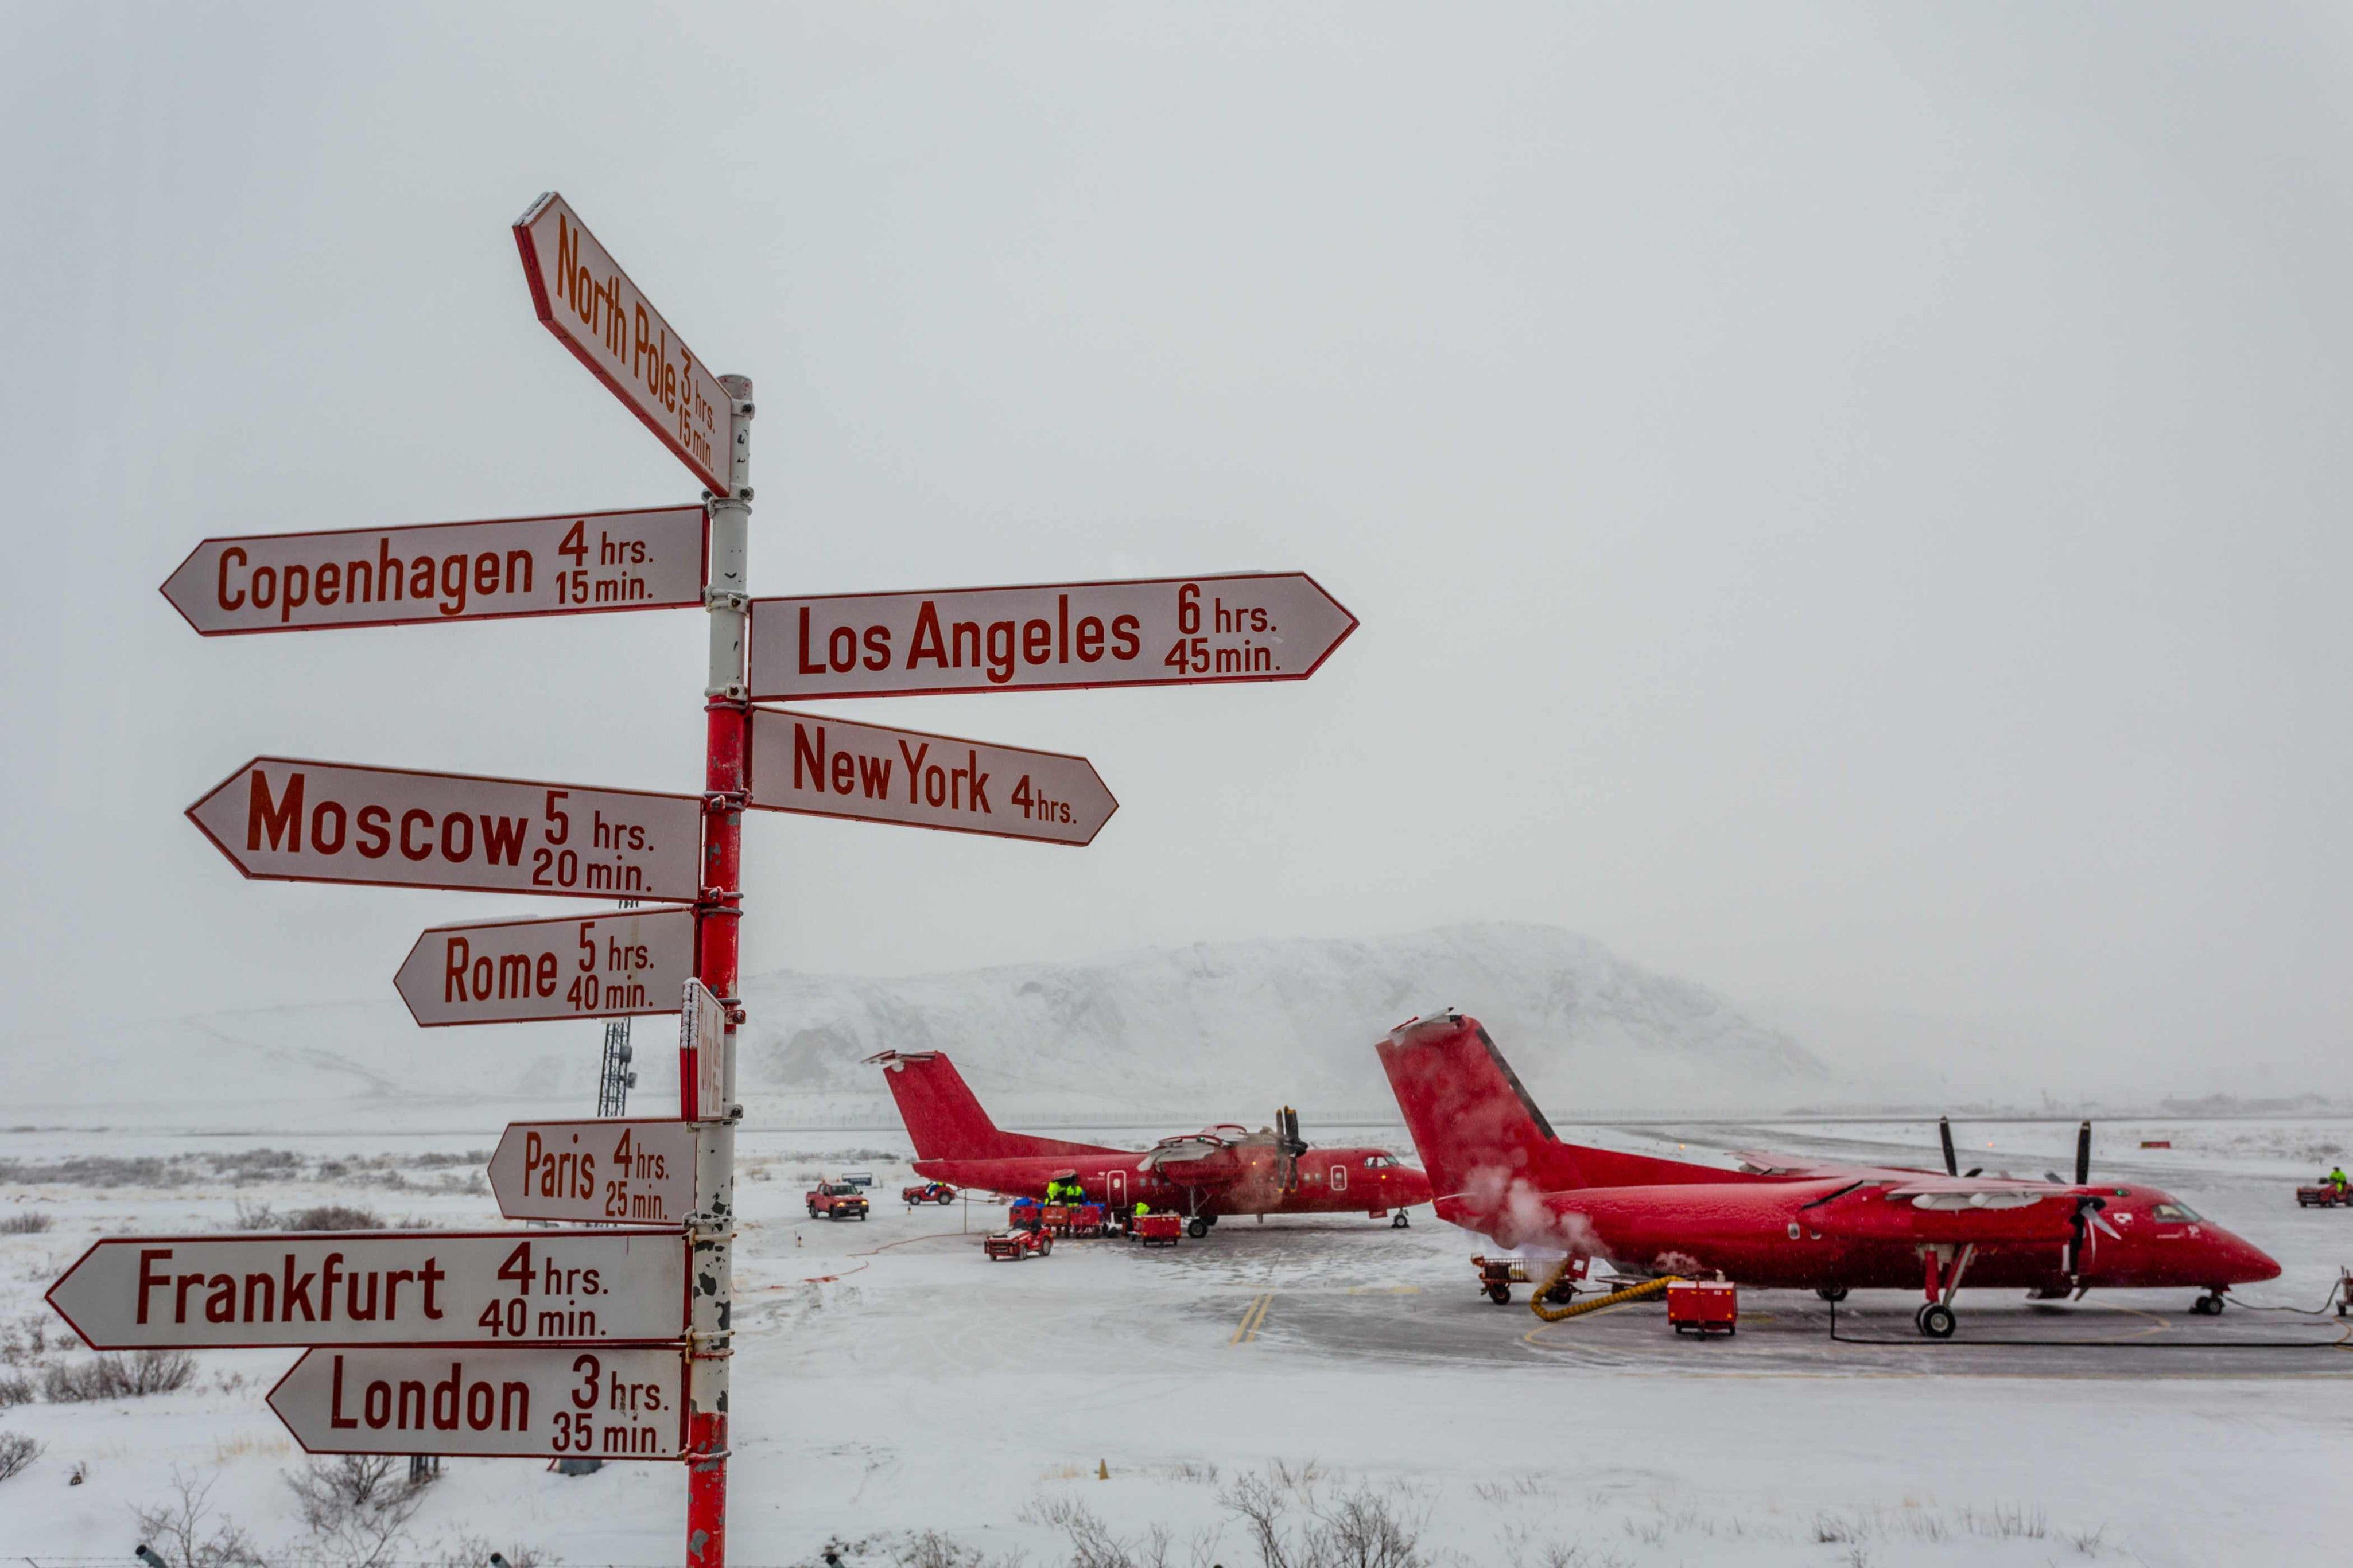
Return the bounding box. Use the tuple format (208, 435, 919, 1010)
(2152, 1202, 2201, 1222)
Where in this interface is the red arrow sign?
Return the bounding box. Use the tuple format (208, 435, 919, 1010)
(187, 759, 703, 902)
(269, 1344, 685, 1460)
(514, 193, 732, 495)
(745, 572, 1357, 700)
(158, 505, 707, 636)
(747, 709, 1117, 846)
(395, 907, 696, 1027)
(45, 1230, 685, 1349)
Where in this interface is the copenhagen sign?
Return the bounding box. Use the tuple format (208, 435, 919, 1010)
(159, 505, 706, 636)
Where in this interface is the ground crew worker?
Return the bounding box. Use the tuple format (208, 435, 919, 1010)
(2332, 1166, 2347, 1195)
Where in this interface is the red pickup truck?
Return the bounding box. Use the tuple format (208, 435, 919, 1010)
(806, 1181, 870, 1221)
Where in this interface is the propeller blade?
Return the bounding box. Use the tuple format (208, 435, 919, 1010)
(2074, 1120, 2092, 1186)
(1939, 1117, 1958, 1177)
(2044, 1172, 2064, 1185)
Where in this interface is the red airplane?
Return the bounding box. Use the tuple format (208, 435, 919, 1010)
(869, 1050, 1432, 1237)
(1377, 1012, 2281, 1336)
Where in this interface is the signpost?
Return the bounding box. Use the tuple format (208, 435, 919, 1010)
(123, 188, 1357, 1568)
(187, 758, 704, 902)
(270, 1344, 686, 1461)
(747, 708, 1117, 847)
(159, 506, 707, 636)
(490, 1120, 700, 1227)
(514, 193, 732, 496)
(45, 1231, 685, 1349)
(745, 572, 1357, 700)
(395, 906, 696, 1027)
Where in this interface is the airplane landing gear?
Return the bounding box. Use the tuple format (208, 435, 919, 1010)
(2191, 1292, 2226, 1317)
(1187, 1217, 1209, 1239)
(1915, 1302, 1956, 1339)
(1392, 1212, 1410, 1230)
(1815, 1286, 1848, 1302)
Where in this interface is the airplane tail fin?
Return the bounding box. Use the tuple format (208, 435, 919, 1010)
(1374, 1014, 1586, 1203)
(868, 1051, 1112, 1162)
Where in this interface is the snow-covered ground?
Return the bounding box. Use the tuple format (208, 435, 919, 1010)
(2, 1115, 2347, 1565)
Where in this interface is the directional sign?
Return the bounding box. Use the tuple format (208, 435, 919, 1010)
(514, 193, 732, 495)
(395, 906, 696, 1028)
(746, 573, 1357, 700)
(490, 1120, 699, 1227)
(187, 759, 702, 902)
(158, 506, 708, 636)
(45, 1230, 684, 1350)
(747, 709, 1116, 847)
(269, 1344, 685, 1460)
(682, 978, 731, 1118)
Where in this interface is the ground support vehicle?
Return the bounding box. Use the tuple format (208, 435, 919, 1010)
(806, 1181, 870, 1221)
(903, 1181, 958, 1207)
(2295, 1182, 2350, 1208)
(984, 1227, 1053, 1261)
(1667, 1279, 1738, 1337)
(1472, 1254, 1586, 1306)
(1043, 1203, 1107, 1237)
(1133, 1213, 1183, 1247)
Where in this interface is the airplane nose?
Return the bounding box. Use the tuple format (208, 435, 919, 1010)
(2226, 1230, 2281, 1283)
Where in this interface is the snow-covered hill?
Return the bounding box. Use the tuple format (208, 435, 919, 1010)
(737, 921, 1825, 1124)
(2, 923, 1822, 1132)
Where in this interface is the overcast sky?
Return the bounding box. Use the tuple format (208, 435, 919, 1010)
(3, 4, 2348, 1096)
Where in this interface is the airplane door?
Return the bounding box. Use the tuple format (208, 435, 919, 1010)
(1108, 1169, 1127, 1208)
(1331, 1164, 1347, 1194)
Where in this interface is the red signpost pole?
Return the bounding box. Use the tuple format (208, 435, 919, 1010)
(687, 375, 755, 1567)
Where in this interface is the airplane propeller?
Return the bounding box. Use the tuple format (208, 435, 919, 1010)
(1275, 1106, 1308, 1193)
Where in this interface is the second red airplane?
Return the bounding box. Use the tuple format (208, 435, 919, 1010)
(870, 1049, 1432, 1236)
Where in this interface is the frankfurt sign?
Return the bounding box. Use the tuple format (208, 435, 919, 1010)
(45, 1231, 686, 1349)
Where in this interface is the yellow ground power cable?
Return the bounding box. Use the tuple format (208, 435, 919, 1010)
(1527, 1261, 1680, 1323)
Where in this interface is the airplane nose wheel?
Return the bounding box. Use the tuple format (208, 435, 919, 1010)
(1391, 1212, 1409, 1230)
(1915, 1302, 1956, 1339)
(2191, 1292, 2226, 1316)
(1815, 1286, 1848, 1302)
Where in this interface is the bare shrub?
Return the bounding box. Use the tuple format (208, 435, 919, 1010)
(424, 1532, 561, 1567)
(130, 1469, 266, 1567)
(0, 1430, 38, 1481)
(0, 1371, 34, 1409)
(0, 1314, 49, 1364)
(1221, 1464, 1426, 1568)
(282, 1204, 385, 1232)
(284, 1454, 426, 1566)
(44, 1349, 198, 1401)
(232, 1200, 279, 1230)
(0, 1211, 54, 1234)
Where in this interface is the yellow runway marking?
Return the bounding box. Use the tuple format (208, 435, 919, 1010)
(1231, 1293, 1274, 1344)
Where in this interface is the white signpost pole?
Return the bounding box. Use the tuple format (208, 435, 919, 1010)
(684, 376, 753, 1564)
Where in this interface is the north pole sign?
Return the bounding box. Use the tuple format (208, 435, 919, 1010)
(269, 1344, 686, 1461)
(747, 709, 1116, 846)
(746, 573, 1357, 700)
(45, 1231, 685, 1349)
(158, 506, 707, 636)
(514, 193, 732, 495)
(395, 906, 696, 1027)
(489, 1119, 700, 1226)
(187, 759, 702, 902)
